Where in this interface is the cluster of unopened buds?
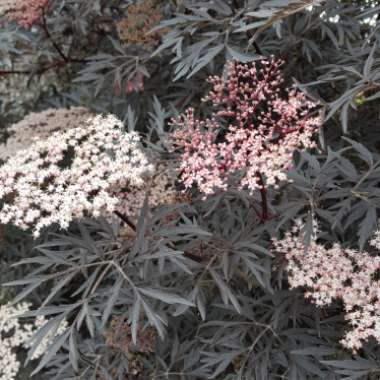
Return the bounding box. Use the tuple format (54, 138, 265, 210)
(274, 220, 380, 351)
(172, 58, 321, 196)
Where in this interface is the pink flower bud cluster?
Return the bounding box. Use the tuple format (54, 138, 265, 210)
(273, 223, 380, 351)
(0, 0, 50, 28)
(172, 58, 321, 195)
(0, 113, 153, 237)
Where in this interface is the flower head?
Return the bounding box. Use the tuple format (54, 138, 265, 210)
(274, 223, 380, 351)
(172, 58, 321, 195)
(0, 112, 153, 237)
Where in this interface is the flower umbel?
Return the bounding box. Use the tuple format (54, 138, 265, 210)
(172, 58, 321, 195)
(274, 222, 380, 351)
(0, 112, 153, 237)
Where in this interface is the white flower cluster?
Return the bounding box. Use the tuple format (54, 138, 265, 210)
(0, 112, 153, 237)
(0, 302, 67, 380)
(274, 221, 380, 351)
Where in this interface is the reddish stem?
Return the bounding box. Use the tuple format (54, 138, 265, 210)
(256, 172, 268, 221)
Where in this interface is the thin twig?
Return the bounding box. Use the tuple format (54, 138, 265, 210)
(0, 69, 30, 75)
(41, 7, 69, 63)
(113, 211, 137, 232)
(41, 6, 87, 64)
(247, 30, 263, 55)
